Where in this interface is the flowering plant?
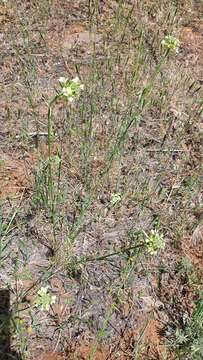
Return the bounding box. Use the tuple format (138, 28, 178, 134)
(144, 230, 165, 255)
(58, 76, 84, 102)
(110, 192, 121, 206)
(35, 286, 56, 311)
(161, 35, 180, 53)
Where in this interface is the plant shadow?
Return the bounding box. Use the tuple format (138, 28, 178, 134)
(0, 290, 22, 360)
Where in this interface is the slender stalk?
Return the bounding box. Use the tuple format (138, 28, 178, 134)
(47, 94, 59, 221)
(78, 242, 145, 264)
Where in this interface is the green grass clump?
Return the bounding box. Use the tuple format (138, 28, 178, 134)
(174, 300, 203, 359)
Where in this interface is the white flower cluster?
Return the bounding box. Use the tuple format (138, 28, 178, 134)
(58, 76, 84, 102)
(110, 192, 121, 206)
(145, 229, 165, 256)
(161, 35, 180, 53)
(35, 286, 56, 311)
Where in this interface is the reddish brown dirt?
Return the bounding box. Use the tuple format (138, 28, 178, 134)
(67, 342, 109, 360)
(65, 322, 168, 360)
(0, 151, 36, 199)
(180, 22, 203, 61)
(0, 4, 14, 27)
(179, 21, 203, 83)
(181, 224, 203, 270)
(141, 319, 168, 360)
(36, 352, 65, 360)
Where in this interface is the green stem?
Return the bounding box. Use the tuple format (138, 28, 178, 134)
(78, 242, 145, 263)
(47, 94, 59, 220)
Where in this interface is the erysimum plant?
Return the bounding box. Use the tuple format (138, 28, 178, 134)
(35, 286, 56, 311)
(107, 34, 180, 172)
(58, 76, 84, 102)
(144, 229, 165, 256)
(161, 35, 180, 53)
(47, 77, 84, 221)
